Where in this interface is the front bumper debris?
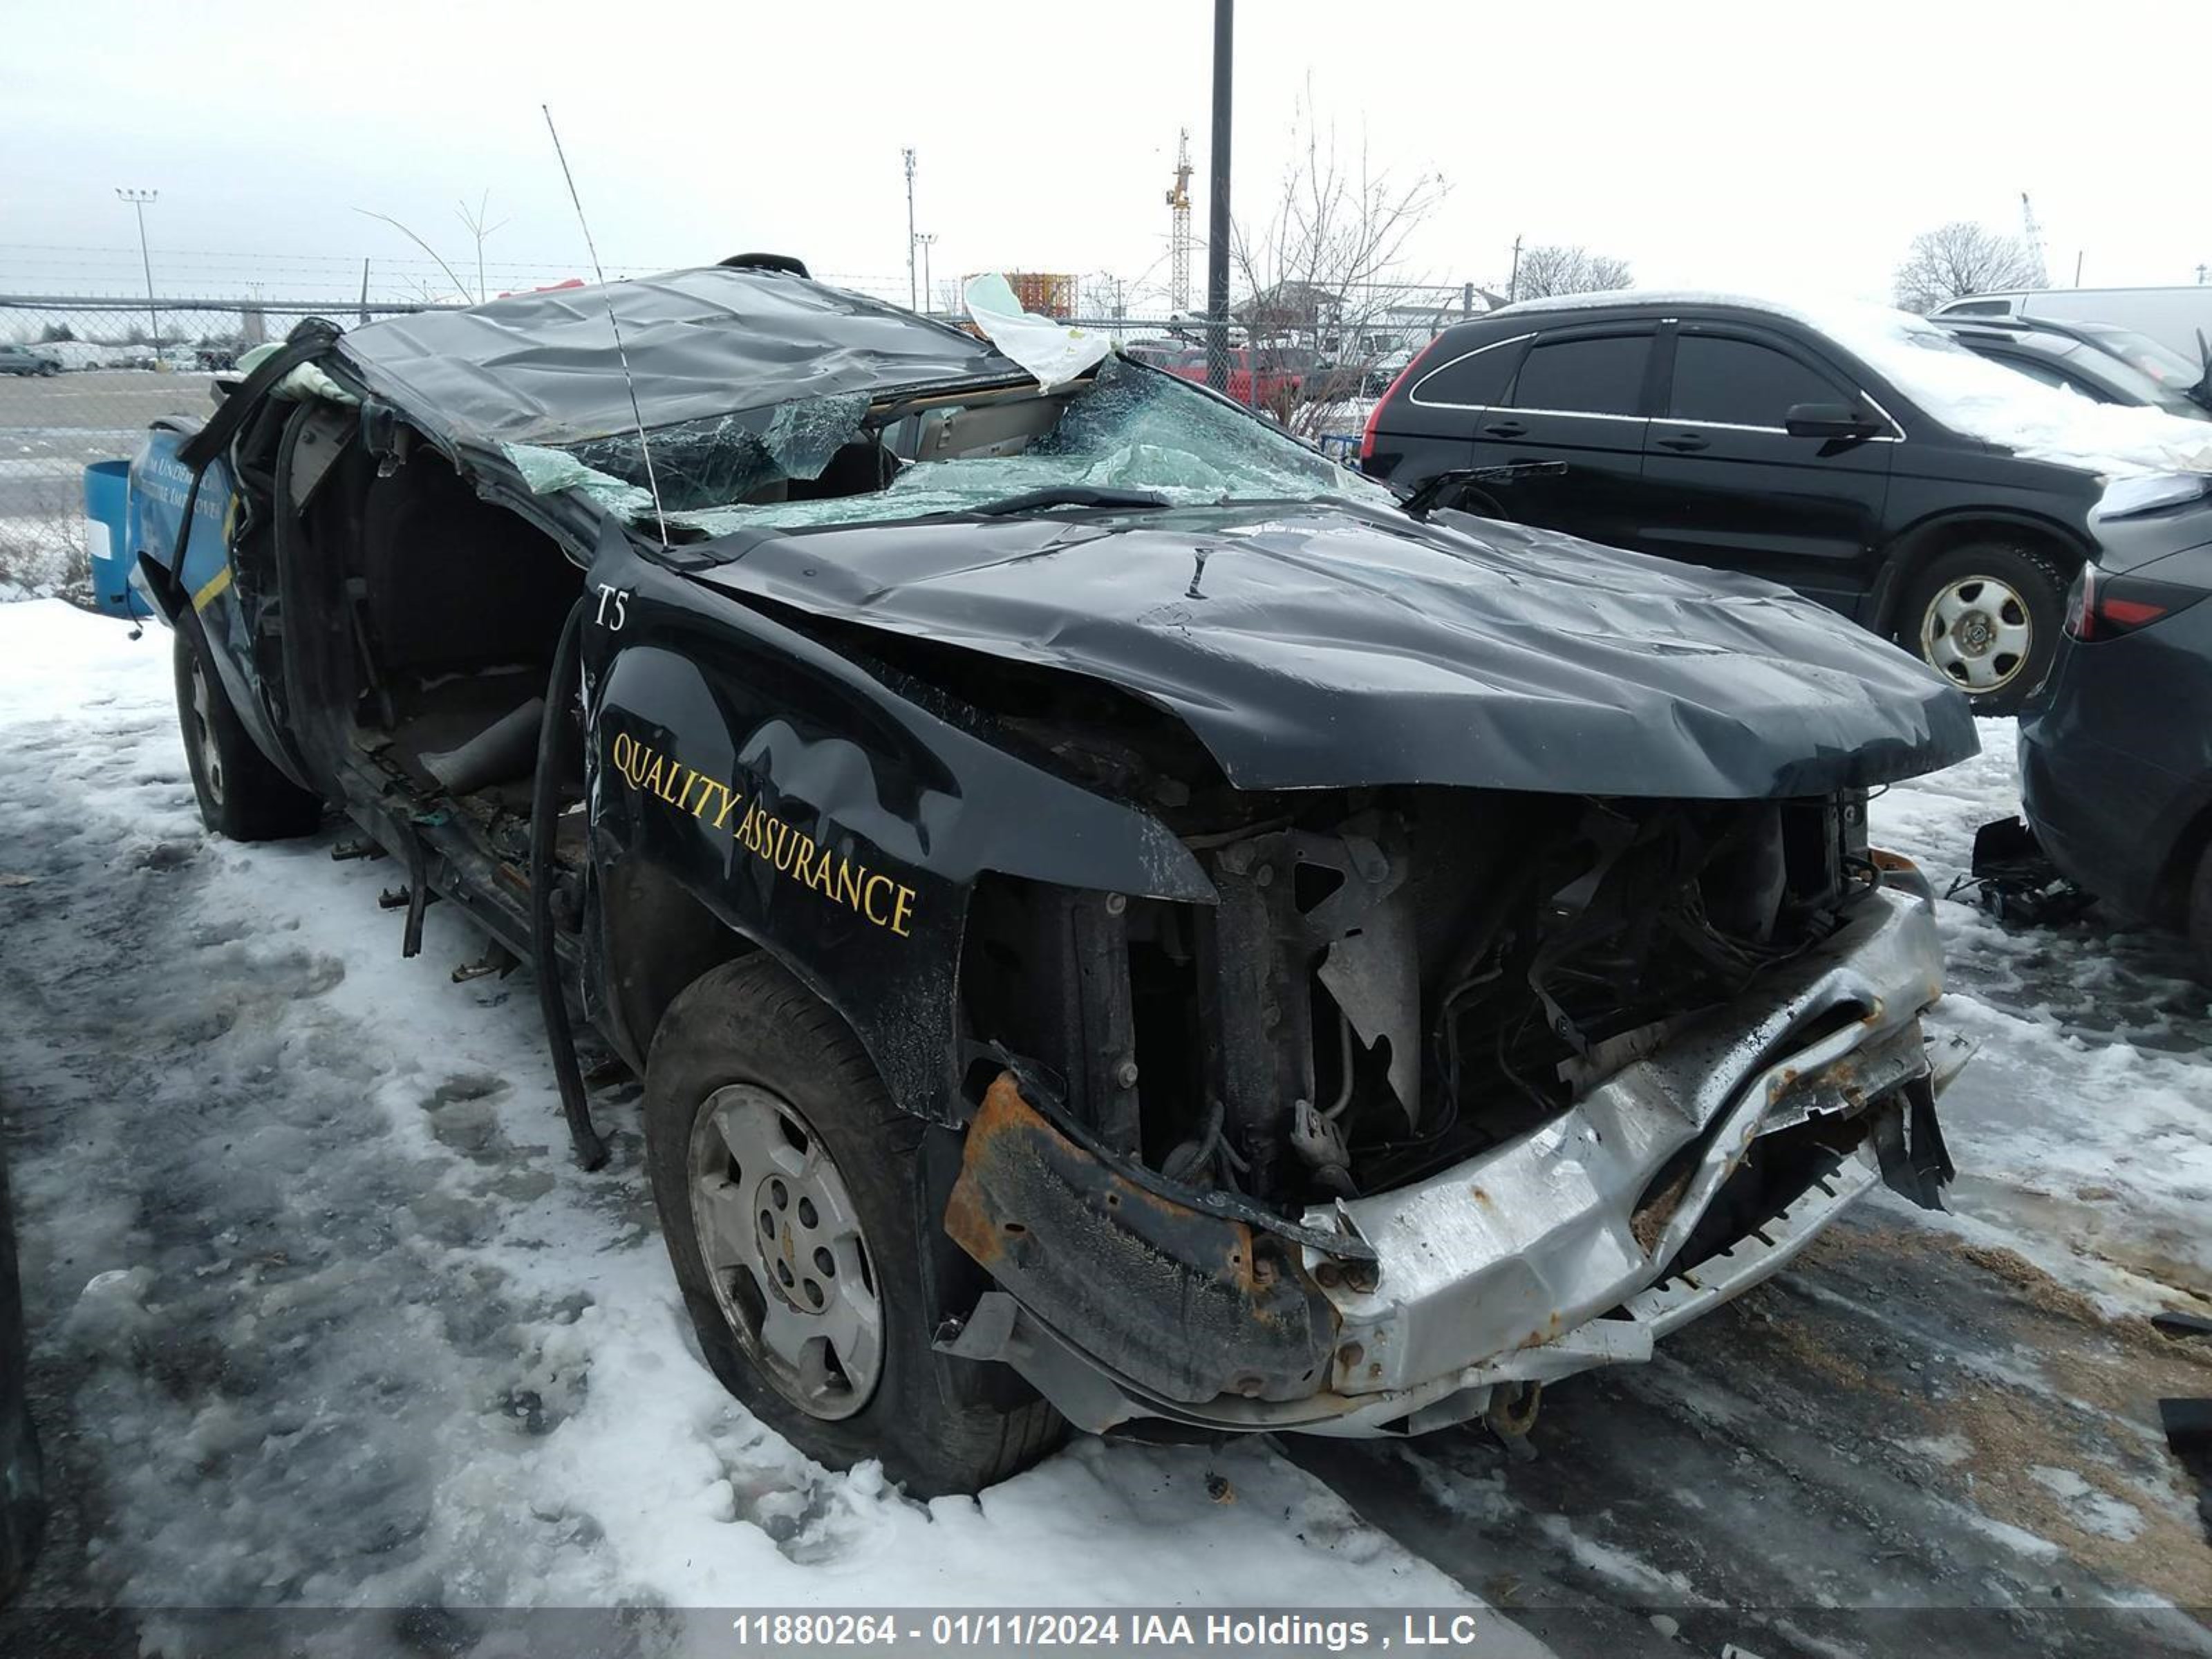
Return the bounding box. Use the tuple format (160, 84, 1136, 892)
(943, 884, 1956, 1437)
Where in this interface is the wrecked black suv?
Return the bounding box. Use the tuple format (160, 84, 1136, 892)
(105, 261, 1977, 1494)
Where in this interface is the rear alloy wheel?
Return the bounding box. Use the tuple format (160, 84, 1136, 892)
(172, 612, 323, 841)
(1899, 543, 2067, 716)
(646, 956, 1064, 1495)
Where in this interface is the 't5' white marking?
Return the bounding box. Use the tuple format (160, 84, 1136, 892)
(593, 583, 630, 631)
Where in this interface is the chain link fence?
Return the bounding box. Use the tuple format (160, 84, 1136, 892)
(0, 294, 447, 601)
(1, 279, 1483, 597)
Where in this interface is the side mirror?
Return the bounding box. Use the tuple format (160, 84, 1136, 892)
(1784, 402, 1880, 440)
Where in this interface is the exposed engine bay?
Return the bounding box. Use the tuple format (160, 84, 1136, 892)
(960, 779, 1878, 1212)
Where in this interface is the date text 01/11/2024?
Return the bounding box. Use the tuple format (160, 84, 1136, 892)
(722, 1611, 1494, 1650)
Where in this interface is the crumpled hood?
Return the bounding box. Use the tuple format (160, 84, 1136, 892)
(689, 500, 1978, 800)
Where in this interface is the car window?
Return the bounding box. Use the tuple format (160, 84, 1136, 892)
(1510, 334, 1648, 416)
(1985, 353, 2103, 399)
(1940, 300, 2012, 317)
(2072, 322, 2205, 388)
(1667, 335, 1842, 427)
(1409, 335, 1527, 407)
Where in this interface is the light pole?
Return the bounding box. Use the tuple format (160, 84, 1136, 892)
(915, 234, 936, 316)
(115, 187, 160, 359)
(1206, 0, 1233, 395)
(901, 148, 918, 311)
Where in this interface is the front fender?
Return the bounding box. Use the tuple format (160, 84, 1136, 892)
(583, 538, 1211, 1125)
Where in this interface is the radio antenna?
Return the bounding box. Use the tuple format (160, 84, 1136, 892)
(542, 104, 668, 547)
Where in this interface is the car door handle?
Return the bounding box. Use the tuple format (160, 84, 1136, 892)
(1655, 432, 1709, 453)
(1482, 420, 1526, 438)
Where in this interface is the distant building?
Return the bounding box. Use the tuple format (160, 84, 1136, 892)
(971, 272, 1078, 320)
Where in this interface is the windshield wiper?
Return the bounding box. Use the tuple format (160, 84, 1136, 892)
(966, 485, 1173, 517)
(1397, 460, 1568, 518)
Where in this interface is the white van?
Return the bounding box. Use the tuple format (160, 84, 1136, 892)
(1932, 286, 2212, 362)
(33, 340, 107, 372)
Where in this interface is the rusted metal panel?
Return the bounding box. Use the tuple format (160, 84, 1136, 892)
(945, 1074, 1339, 1406)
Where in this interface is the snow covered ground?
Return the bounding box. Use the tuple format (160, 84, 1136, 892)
(0, 598, 2206, 1656)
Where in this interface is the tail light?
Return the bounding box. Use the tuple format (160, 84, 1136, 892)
(2064, 563, 2206, 641)
(1357, 339, 1441, 471)
(1357, 395, 1386, 468)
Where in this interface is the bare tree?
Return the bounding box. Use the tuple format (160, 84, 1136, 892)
(1512, 243, 1633, 301)
(454, 191, 512, 306)
(1893, 221, 2045, 314)
(355, 189, 509, 306)
(1230, 87, 1447, 436)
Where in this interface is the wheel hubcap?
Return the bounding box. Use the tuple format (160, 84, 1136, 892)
(1920, 575, 2032, 693)
(687, 1083, 883, 1421)
(189, 659, 224, 805)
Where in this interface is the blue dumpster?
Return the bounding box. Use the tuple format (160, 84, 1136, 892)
(82, 459, 147, 619)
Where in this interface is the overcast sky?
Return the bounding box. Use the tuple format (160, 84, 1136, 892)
(3, 0, 2205, 310)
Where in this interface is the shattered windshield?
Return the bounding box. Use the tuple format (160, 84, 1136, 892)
(501, 355, 1394, 535)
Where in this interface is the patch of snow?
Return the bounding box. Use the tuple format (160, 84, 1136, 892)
(1957, 1506, 2065, 1561)
(1870, 718, 2212, 1311)
(1897, 1432, 1974, 1468)
(1532, 1514, 1714, 1607)
(2027, 1466, 2145, 1542)
(0, 511, 88, 601)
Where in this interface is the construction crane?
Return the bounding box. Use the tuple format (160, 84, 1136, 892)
(1167, 127, 1194, 315)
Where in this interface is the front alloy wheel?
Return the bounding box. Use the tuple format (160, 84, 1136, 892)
(687, 1083, 884, 1421)
(646, 955, 1065, 1494)
(1920, 574, 2033, 695)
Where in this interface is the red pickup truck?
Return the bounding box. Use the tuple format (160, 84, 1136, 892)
(1164, 345, 1312, 409)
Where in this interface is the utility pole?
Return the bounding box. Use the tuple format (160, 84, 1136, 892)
(915, 234, 936, 315)
(1206, 1, 1233, 394)
(901, 148, 918, 311)
(1508, 235, 1523, 304)
(115, 187, 160, 358)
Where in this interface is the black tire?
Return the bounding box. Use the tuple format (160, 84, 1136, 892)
(173, 612, 322, 841)
(1895, 542, 2069, 717)
(644, 955, 1064, 1496)
(2188, 841, 2212, 988)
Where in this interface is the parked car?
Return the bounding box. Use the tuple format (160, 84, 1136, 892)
(30, 340, 106, 373)
(98, 261, 1974, 1494)
(1166, 342, 1309, 409)
(1933, 315, 2211, 419)
(1121, 337, 1197, 370)
(2005, 474, 2212, 976)
(1362, 345, 1415, 398)
(0, 346, 59, 377)
(1932, 285, 2212, 364)
(1360, 291, 2212, 713)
